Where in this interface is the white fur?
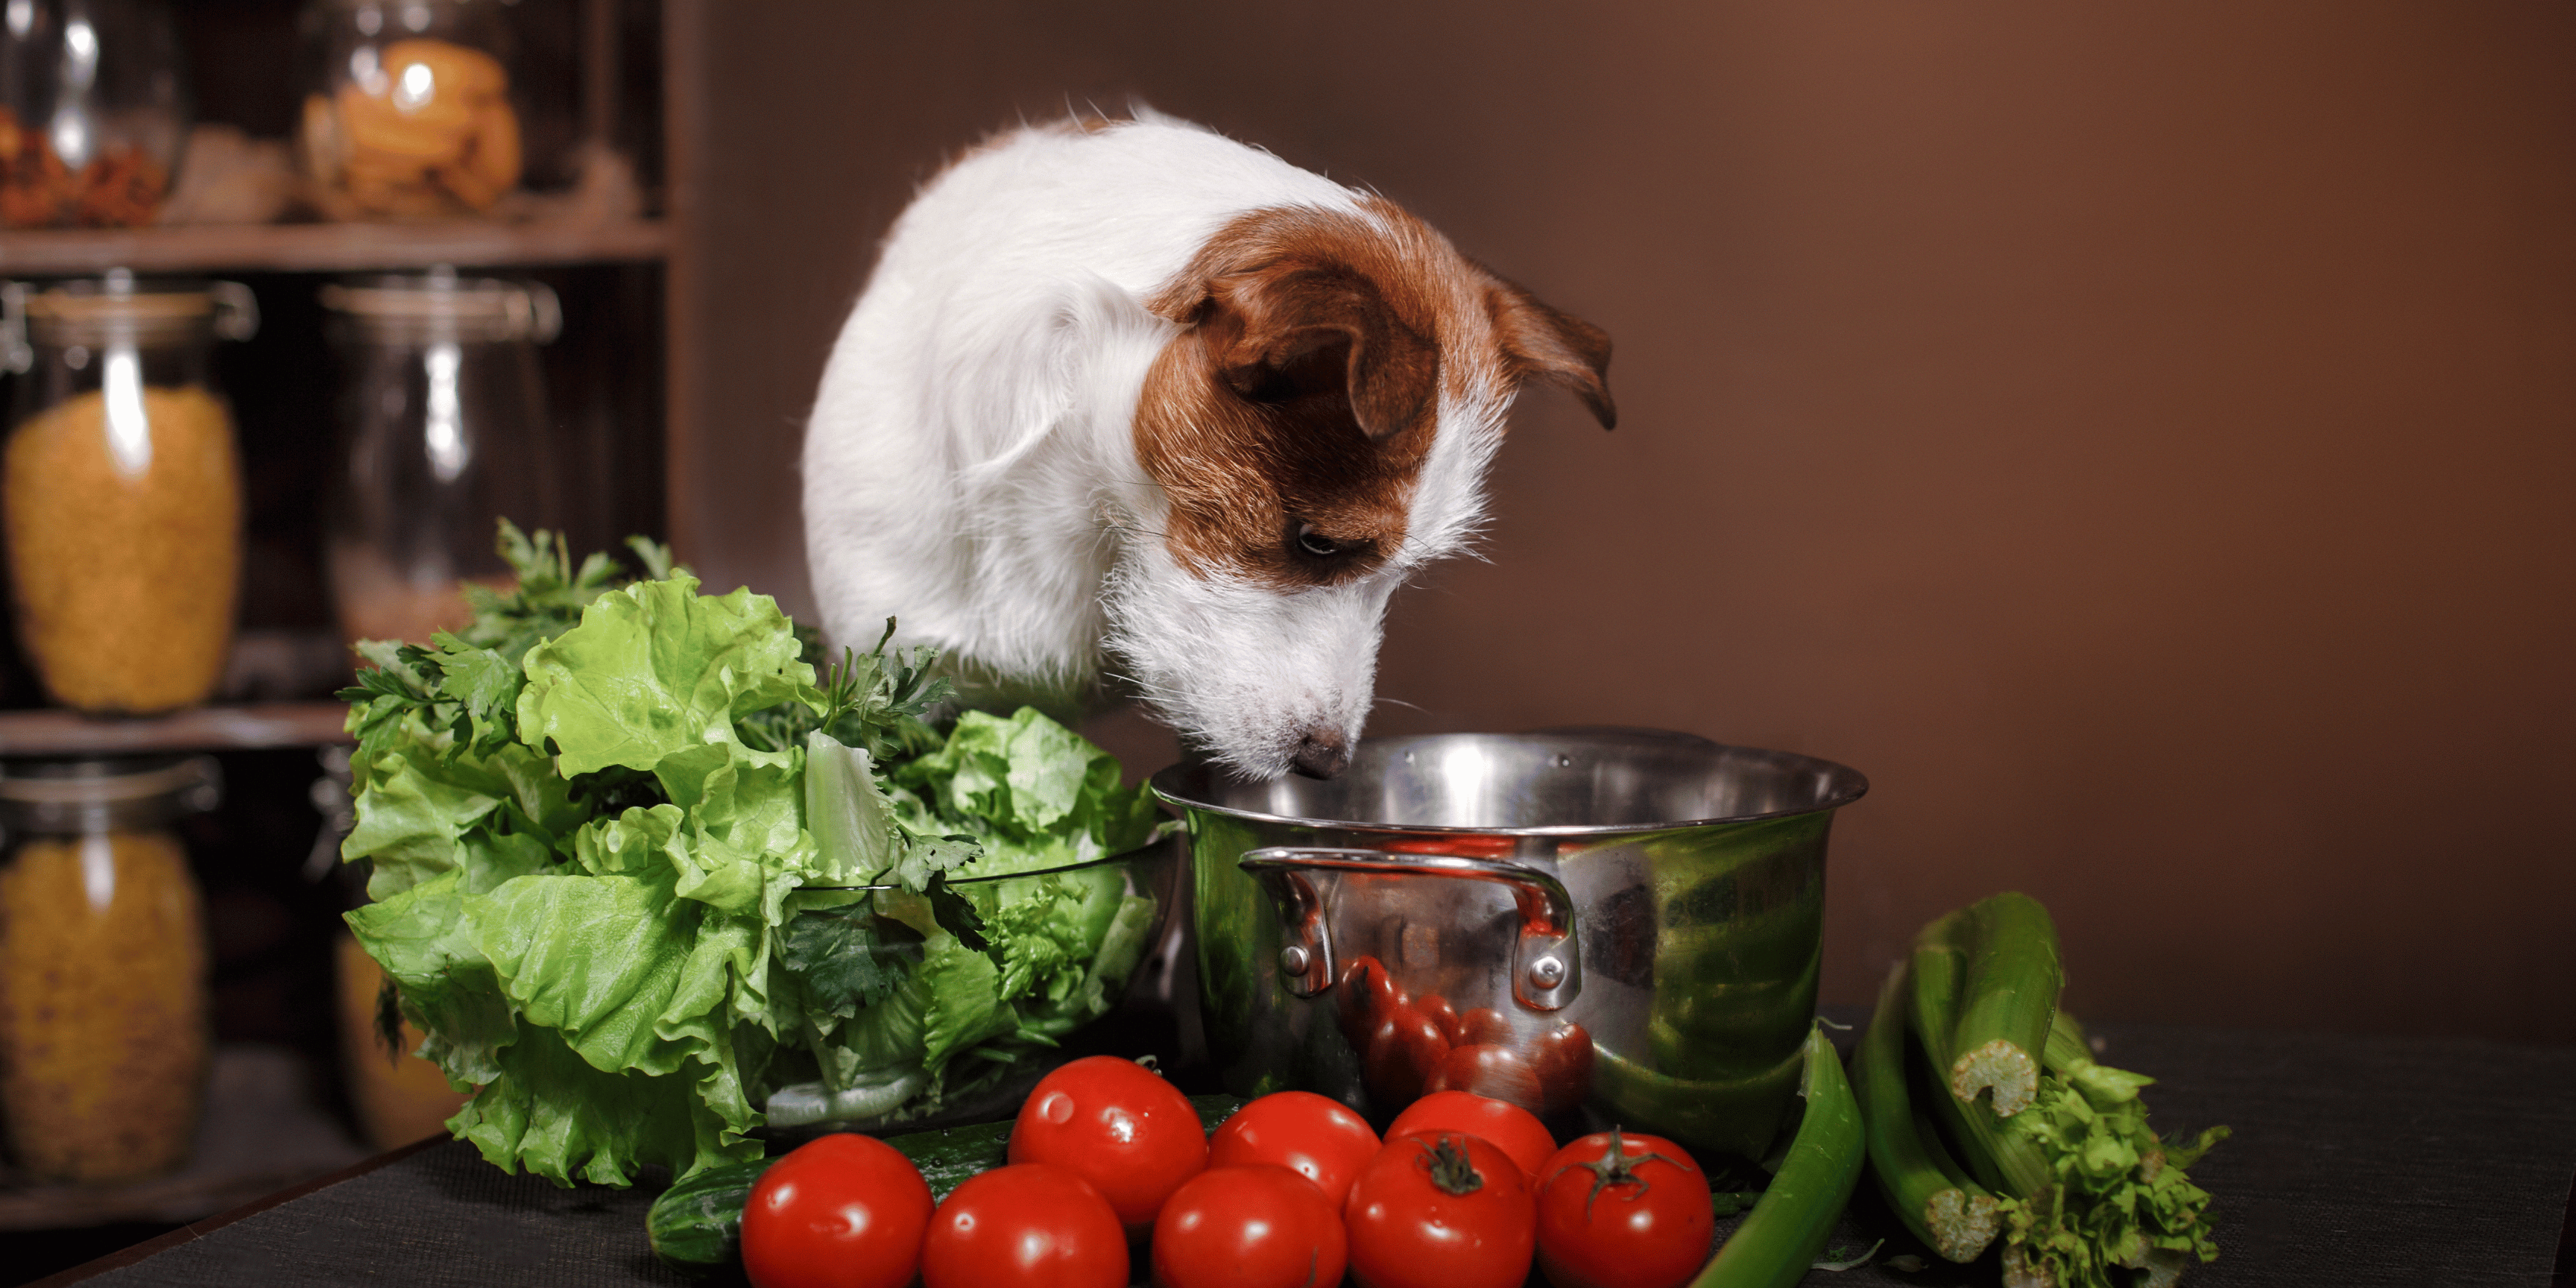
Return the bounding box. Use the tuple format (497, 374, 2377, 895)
(802, 115, 1512, 777)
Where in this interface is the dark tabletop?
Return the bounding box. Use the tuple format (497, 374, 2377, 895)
(37, 1020, 2576, 1288)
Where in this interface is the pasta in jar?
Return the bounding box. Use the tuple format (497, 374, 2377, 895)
(0, 758, 218, 1184)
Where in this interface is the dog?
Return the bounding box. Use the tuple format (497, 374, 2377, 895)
(802, 112, 1613, 779)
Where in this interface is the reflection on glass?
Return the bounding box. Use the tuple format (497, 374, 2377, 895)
(101, 341, 151, 476)
(422, 340, 466, 482)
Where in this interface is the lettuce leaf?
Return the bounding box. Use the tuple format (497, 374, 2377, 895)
(449, 1023, 755, 1188)
(974, 871, 1103, 1000)
(894, 708, 1162, 872)
(344, 870, 520, 1087)
(344, 721, 569, 901)
(804, 732, 902, 885)
(829, 949, 932, 1076)
(472, 870, 713, 1079)
(916, 941, 1017, 1075)
(651, 744, 814, 921)
(343, 719, 500, 897)
(517, 575, 815, 778)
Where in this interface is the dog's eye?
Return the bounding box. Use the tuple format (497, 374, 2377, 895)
(1295, 524, 1341, 558)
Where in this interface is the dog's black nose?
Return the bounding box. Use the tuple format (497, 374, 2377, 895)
(1289, 726, 1351, 780)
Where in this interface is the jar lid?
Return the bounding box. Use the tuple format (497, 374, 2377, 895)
(0, 756, 221, 806)
(320, 273, 561, 344)
(3, 274, 259, 353)
(0, 756, 221, 833)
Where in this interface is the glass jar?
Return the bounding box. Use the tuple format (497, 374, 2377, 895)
(0, 0, 190, 228)
(0, 274, 256, 715)
(297, 0, 521, 221)
(0, 754, 218, 1183)
(321, 271, 561, 645)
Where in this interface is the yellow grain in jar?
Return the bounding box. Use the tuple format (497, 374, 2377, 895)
(3, 385, 242, 714)
(0, 828, 209, 1182)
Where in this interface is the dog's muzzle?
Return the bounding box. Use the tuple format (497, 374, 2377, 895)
(1289, 725, 1351, 780)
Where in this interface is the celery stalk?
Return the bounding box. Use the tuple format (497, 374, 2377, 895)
(1920, 893, 2061, 1117)
(1905, 897, 2229, 1288)
(1852, 962, 1999, 1263)
(2042, 1006, 2093, 1077)
(1909, 939, 2053, 1198)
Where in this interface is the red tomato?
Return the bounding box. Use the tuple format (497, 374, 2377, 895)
(1417, 994, 1465, 1046)
(1384, 1090, 1558, 1183)
(1426, 1042, 1543, 1108)
(1533, 1130, 1714, 1288)
(1344, 1132, 1537, 1288)
(1152, 1164, 1348, 1288)
(1361, 1006, 1450, 1102)
(1529, 1023, 1596, 1114)
(740, 1133, 935, 1288)
(1207, 1090, 1382, 1208)
(1008, 1055, 1208, 1228)
(919, 1163, 1126, 1288)
(1457, 1007, 1515, 1047)
(1337, 956, 1407, 1045)
(1378, 833, 1518, 860)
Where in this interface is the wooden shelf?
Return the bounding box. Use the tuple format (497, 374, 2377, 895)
(0, 1045, 368, 1231)
(0, 701, 350, 757)
(0, 218, 669, 275)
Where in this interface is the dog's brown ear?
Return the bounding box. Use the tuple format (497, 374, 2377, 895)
(1487, 279, 1615, 430)
(1194, 265, 1438, 442)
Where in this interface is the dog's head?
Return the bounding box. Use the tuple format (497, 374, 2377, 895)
(1105, 201, 1613, 779)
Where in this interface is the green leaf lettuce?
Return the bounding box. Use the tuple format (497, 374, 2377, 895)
(339, 530, 1168, 1189)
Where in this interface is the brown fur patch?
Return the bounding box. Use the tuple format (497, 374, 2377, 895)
(1136, 201, 1614, 590)
(1486, 275, 1617, 429)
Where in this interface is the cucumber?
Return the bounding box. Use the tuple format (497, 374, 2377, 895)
(1187, 1091, 1248, 1132)
(887, 1093, 1247, 1201)
(885, 1119, 1014, 1202)
(1689, 1026, 1866, 1288)
(645, 1158, 768, 1272)
(645, 1092, 1248, 1272)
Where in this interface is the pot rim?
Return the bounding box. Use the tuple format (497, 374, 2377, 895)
(1147, 729, 1869, 837)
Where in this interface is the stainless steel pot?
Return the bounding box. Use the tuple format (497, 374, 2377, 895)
(1151, 729, 1866, 1160)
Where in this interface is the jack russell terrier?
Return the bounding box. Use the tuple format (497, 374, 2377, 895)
(802, 112, 1613, 780)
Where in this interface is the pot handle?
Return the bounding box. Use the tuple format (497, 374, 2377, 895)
(1237, 847, 1582, 1011)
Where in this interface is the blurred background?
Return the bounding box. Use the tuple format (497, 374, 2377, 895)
(0, 0, 2566, 1278)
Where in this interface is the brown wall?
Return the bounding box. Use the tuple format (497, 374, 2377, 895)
(672, 3, 2576, 1043)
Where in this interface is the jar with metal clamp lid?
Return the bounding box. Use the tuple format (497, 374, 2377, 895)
(320, 271, 561, 645)
(0, 754, 218, 1182)
(0, 273, 257, 715)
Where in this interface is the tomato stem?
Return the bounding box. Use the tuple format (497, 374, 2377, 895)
(1418, 1135, 1486, 1196)
(1551, 1126, 1689, 1219)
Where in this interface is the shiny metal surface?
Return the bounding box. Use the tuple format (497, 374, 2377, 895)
(1154, 730, 1866, 1160)
(1240, 847, 1583, 1011)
